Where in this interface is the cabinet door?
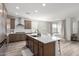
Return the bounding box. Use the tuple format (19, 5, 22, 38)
(33, 40, 38, 56)
(43, 42, 55, 56)
(24, 20, 31, 29)
(10, 18, 15, 29)
(28, 37, 33, 52)
(9, 34, 16, 43)
(38, 46, 43, 56)
(26, 36, 29, 47)
(30, 40, 33, 52)
(38, 42, 43, 56)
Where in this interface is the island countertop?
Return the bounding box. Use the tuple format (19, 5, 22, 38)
(26, 34, 62, 44)
(7, 32, 62, 44)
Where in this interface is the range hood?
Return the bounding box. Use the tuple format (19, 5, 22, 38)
(16, 17, 24, 27)
(17, 23, 24, 26)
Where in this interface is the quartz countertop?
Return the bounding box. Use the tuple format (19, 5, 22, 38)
(7, 32, 62, 44)
(26, 34, 62, 44)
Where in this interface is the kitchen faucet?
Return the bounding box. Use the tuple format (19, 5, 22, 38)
(36, 29, 41, 36)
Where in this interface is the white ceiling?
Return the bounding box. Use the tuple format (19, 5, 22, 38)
(5, 3, 79, 21)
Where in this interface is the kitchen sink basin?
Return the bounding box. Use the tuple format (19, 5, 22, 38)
(31, 35, 39, 37)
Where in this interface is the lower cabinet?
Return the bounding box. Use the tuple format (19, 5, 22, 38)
(9, 34, 26, 43)
(38, 45, 43, 56)
(43, 43, 55, 56)
(33, 40, 38, 56)
(26, 35, 55, 56)
(29, 39, 33, 52)
(27, 36, 33, 52)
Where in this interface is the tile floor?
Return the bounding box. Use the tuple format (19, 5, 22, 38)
(61, 40, 79, 56)
(0, 40, 79, 56)
(5, 41, 26, 56)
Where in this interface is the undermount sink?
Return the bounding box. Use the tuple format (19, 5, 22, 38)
(30, 33, 38, 37)
(30, 33, 41, 37)
(31, 35, 39, 37)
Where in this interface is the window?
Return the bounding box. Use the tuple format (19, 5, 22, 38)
(52, 22, 62, 36)
(52, 23, 58, 33)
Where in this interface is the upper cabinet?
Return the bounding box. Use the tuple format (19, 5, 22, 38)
(24, 20, 31, 29)
(10, 18, 15, 29)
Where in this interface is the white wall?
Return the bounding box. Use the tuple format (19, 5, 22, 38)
(14, 18, 63, 35)
(32, 21, 51, 34)
(72, 20, 78, 34)
(14, 18, 25, 32)
(0, 17, 4, 42)
(65, 17, 72, 41)
(0, 16, 6, 43)
(15, 18, 24, 29)
(0, 4, 7, 43)
(14, 19, 51, 34)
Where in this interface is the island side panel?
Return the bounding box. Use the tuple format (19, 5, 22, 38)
(43, 42, 55, 56)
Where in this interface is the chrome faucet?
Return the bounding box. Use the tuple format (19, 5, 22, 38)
(36, 29, 41, 36)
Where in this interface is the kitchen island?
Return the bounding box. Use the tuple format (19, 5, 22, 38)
(26, 34, 61, 56)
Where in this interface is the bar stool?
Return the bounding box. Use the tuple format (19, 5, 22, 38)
(58, 40, 61, 55)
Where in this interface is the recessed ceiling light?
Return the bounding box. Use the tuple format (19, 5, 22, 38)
(16, 13, 18, 15)
(35, 10, 38, 13)
(42, 3, 46, 7)
(16, 6, 20, 9)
